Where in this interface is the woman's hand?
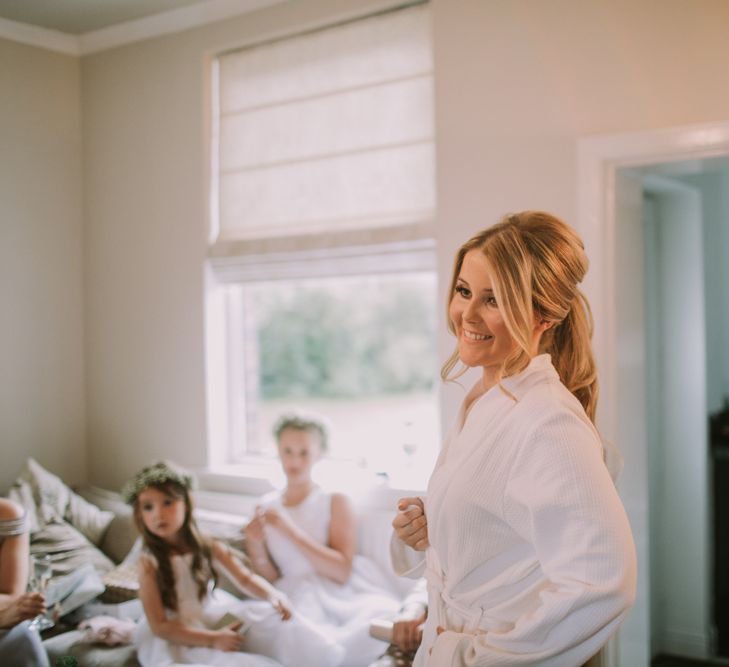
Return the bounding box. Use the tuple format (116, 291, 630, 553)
(392, 607, 427, 653)
(268, 591, 294, 621)
(0, 592, 46, 628)
(392, 497, 429, 551)
(211, 622, 245, 652)
(243, 508, 266, 545)
(262, 507, 298, 537)
(268, 592, 293, 621)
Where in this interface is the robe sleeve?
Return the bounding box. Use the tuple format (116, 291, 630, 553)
(428, 411, 636, 666)
(390, 531, 426, 579)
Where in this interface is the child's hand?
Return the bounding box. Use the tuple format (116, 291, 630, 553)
(211, 623, 245, 652)
(268, 592, 293, 621)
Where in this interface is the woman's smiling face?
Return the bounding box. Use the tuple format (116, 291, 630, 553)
(448, 249, 517, 374)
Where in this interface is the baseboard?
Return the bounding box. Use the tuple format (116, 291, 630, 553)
(662, 628, 711, 659)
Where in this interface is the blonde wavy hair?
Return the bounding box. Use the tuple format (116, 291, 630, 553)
(442, 211, 598, 423)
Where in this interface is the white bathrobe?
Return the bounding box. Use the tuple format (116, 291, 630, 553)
(391, 355, 636, 666)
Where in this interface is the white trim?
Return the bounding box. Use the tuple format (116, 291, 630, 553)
(79, 0, 289, 55)
(0, 0, 288, 55)
(204, 265, 231, 469)
(577, 121, 729, 442)
(577, 119, 729, 667)
(0, 16, 79, 55)
(196, 465, 425, 509)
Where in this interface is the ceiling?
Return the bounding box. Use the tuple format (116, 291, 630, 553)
(0, 0, 215, 35)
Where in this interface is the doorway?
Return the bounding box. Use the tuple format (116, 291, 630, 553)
(578, 122, 729, 667)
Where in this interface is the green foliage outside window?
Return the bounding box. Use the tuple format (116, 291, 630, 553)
(253, 277, 437, 400)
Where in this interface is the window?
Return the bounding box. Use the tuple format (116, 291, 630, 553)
(206, 2, 437, 489)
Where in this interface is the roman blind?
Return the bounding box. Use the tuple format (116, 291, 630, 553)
(213, 3, 434, 243)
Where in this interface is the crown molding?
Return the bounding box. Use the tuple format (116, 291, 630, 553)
(0, 16, 80, 55)
(78, 0, 288, 55)
(0, 0, 288, 56)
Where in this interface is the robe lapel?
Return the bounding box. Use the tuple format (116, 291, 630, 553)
(426, 384, 515, 531)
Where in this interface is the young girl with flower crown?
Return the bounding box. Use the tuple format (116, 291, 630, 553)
(125, 462, 343, 667)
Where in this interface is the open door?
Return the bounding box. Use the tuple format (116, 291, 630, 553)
(614, 169, 710, 664)
(642, 174, 709, 659)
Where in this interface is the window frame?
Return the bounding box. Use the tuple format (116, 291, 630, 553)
(203, 1, 437, 496)
(205, 240, 438, 487)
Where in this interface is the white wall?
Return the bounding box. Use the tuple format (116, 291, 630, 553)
(75, 0, 729, 490)
(4, 0, 729, 497)
(0, 38, 85, 494)
(433, 0, 729, 425)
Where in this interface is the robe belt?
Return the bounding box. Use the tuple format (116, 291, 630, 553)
(424, 548, 489, 633)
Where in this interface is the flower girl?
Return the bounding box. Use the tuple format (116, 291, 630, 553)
(125, 462, 343, 667)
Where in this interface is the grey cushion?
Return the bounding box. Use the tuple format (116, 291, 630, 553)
(100, 514, 138, 565)
(8, 459, 114, 544)
(75, 486, 138, 564)
(30, 522, 115, 576)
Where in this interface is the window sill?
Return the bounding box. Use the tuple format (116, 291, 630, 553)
(193, 459, 426, 512)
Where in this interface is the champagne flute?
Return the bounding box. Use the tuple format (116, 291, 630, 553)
(28, 554, 54, 632)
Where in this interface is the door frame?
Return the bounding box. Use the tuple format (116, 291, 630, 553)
(577, 121, 729, 667)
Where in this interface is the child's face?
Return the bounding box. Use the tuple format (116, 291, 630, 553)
(137, 486, 187, 543)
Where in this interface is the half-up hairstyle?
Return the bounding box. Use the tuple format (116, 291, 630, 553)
(442, 211, 598, 422)
(132, 480, 216, 612)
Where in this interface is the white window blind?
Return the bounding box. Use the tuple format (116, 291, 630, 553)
(213, 3, 434, 242)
